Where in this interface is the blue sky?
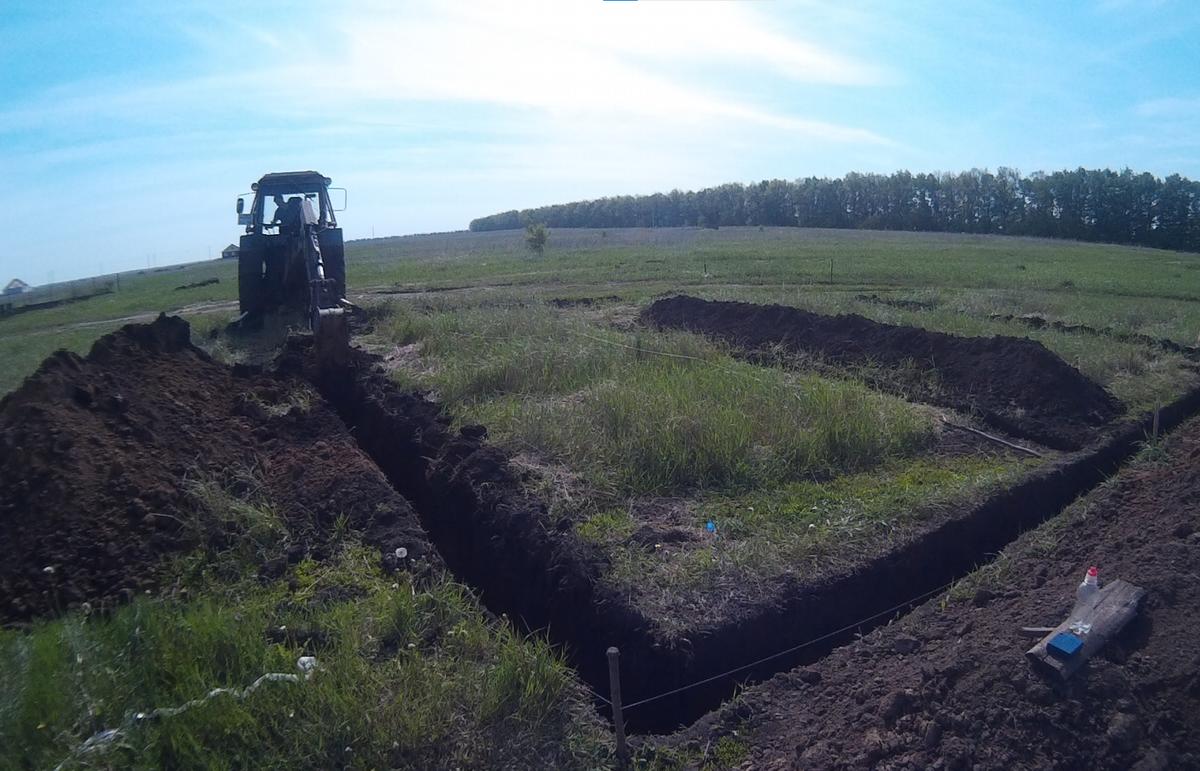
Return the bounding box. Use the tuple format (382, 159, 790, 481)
(1, 0, 1198, 283)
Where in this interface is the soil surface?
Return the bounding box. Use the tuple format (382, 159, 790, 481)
(654, 415, 1200, 770)
(642, 295, 1122, 450)
(0, 315, 438, 623)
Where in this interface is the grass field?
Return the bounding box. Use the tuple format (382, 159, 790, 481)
(0, 540, 609, 770)
(5, 227, 1196, 601)
(359, 292, 1047, 630)
(3, 226, 1198, 765)
(4, 227, 1199, 396)
(349, 228, 1196, 626)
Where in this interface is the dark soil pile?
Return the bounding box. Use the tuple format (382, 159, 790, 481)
(658, 415, 1200, 770)
(643, 295, 1122, 450)
(0, 315, 437, 623)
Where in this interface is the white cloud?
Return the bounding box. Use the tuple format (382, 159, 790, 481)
(1, 1, 888, 145)
(0, 0, 896, 280)
(320, 0, 889, 143)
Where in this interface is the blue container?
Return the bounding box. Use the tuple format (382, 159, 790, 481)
(1048, 632, 1084, 659)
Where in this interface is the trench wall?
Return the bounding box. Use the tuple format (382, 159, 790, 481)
(299, 342, 1200, 732)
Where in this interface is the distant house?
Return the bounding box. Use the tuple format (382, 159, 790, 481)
(221, 243, 240, 260)
(4, 278, 30, 295)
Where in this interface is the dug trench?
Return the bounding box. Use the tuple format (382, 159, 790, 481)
(7, 316, 1200, 737)
(279, 324, 1200, 734)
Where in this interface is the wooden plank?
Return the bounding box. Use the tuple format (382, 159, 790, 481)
(1026, 579, 1145, 680)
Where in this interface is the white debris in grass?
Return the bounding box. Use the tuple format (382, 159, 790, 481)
(52, 657, 318, 771)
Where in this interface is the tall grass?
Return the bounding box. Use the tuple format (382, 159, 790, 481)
(476, 359, 931, 494)
(370, 301, 932, 495)
(0, 544, 609, 770)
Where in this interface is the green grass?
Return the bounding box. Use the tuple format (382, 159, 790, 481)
(0, 543, 609, 771)
(576, 452, 1032, 635)
(368, 301, 932, 496)
(0, 458, 609, 769)
(473, 363, 930, 495)
(0, 322, 130, 396)
(344, 228, 1200, 309)
(361, 292, 1047, 631)
(5, 226, 1195, 764)
(1, 225, 1192, 766)
(4, 227, 1198, 402)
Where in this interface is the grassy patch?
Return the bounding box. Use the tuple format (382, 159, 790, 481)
(473, 361, 930, 495)
(170, 466, 294, 585)
(0, 322, 129, 396)
(576, 509, 637, 545)
(709, 735, 749, 769)
(0, 544, 609, 770)
(589, 453, 1034, 634)
(372, 302, 933, 496)
(6, 228, 1198, 406)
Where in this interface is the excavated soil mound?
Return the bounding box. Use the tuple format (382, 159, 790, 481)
(0, 315, 437, 623)
(643, 295, 1122, 450)
(661, 415, 1200, 770)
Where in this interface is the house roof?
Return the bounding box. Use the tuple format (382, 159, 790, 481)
(6, 278, 29, 291)
(222, 243, 239, 252)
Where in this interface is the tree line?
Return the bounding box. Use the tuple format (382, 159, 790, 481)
(469, 168, 1200, 252)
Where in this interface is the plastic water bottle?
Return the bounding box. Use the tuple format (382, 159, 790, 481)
(1076, 566, 1100, 607)
(1070, 566, 1100, 634)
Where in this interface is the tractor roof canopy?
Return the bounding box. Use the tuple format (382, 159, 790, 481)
(253, 171, 332, 195)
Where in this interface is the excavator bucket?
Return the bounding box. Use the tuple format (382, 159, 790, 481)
(313, 308, 351, 370)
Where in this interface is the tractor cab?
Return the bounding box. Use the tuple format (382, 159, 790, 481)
(234, 171, 348, 333)
(237, 172, 343, 235)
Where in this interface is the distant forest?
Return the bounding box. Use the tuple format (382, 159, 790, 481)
(469, 168, 1200, 252)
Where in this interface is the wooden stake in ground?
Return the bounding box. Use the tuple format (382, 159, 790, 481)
(607, 647, 629, 767)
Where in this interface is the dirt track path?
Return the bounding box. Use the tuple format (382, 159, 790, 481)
(21, 300, 240, 338)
